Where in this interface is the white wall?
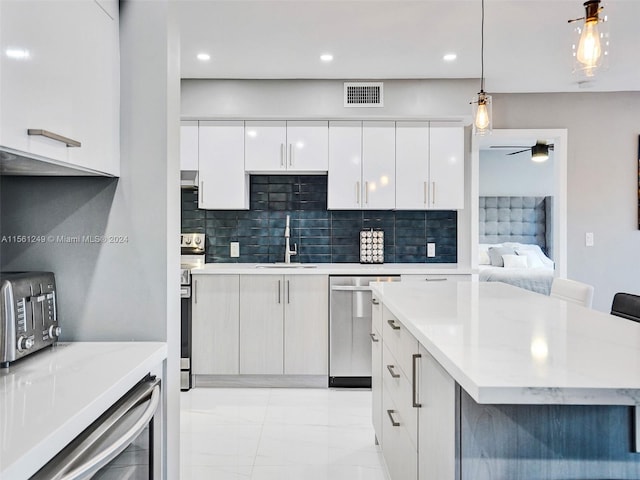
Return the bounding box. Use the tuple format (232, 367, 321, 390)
(493, 91, 640, 311)
(479, 149, 554, 196)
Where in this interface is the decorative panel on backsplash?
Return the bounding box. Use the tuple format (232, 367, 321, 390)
(181, 175, 457, 264)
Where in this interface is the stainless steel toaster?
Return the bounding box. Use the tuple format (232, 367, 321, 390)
(0, 271, 61, 367)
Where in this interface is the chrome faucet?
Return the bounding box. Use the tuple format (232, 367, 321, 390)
(284, 215, 297, 264)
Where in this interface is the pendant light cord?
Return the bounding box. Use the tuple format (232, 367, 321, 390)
(480, 0, 485, 92)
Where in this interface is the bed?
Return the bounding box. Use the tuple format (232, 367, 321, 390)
(478, 196, 555, 294)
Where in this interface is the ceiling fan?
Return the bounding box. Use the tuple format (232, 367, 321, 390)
(490, 141, 554, 162)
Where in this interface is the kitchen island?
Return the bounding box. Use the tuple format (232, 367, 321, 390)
(0, 342, 167, 479)
(370, 280, 640, 480)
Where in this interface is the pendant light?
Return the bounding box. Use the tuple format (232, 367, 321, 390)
(471, 0, 492, 135)
(569, 0, 609, 78)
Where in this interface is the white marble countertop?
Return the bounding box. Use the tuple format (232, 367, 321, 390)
(191, 262, 473, 276)
(370, 281, 640, 405)
(0, 342, 167, 479)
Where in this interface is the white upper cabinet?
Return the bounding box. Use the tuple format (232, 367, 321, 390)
(328, 121, 362, 209)
(429, 123, 464, 210)
(0, 0, 119, 176)
(180, 121, 199, 171)
(396, 122, 464, 210)
(244, 120, 328, 173)
(328, 121, 395, 210)
(198, 121, 248, 210)
(362, 121, 395, 209)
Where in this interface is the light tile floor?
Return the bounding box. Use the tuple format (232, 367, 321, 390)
(180, 388, 390, 480)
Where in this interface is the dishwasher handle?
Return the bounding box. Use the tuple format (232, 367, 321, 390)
(330, 285, 372, 292)
(33, 377, 161, 480)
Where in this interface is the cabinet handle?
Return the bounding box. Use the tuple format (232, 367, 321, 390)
(387, 319, 400, 330)
(27, 129, 81, 148)
(287, 280, 290, 304)
(194, 280, 198, 304)
(356, 181, 360, 205)
(387, 364, 400, 378)
(372, 298, 379, 305)
(432, 181, 436, 205)
(280, 144, 285, 167)
(277, 280, 281, 304)
(369, 333, 379, 343)
(424, 181, 428, 205)
(412, 353, 422, 408)
(425, 277, 447, 282)
(289, 144, 293, 166)
(387, 409, 400, 427)
(365, 181, 369, 204)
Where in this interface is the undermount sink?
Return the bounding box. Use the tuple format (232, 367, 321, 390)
(255, 263, 318, 269)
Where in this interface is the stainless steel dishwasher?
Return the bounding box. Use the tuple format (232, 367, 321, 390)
(329, 275, 400, 387)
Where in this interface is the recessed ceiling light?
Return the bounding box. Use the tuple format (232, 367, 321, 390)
(6, 48, 30, 60)
(320, 53, 334, 62)
(197, 53, 211, 61)
(443, 53, 457, 62)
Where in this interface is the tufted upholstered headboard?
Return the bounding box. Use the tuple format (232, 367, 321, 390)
(479, 196, 553, 257)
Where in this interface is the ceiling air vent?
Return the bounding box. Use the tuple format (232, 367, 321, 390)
(344, 82, 384, 107)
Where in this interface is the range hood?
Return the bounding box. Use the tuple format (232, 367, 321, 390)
(181, 170, 198, 188)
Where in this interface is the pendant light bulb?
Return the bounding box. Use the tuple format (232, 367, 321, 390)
(576, 18, 601, 74)
(475, 97, 490, 130)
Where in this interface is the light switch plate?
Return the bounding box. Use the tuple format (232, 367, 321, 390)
(230, 242, 240, 257)
(427, 243, 436, 257)
(585, 232, 594, 247)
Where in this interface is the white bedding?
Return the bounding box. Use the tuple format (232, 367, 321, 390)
(479, 265, 554, 295)
(478, 242, 555, 295)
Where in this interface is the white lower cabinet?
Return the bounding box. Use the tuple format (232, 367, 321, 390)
(239, 274, 328, 375)
(192, 275, 240, 375)
(371, 295, 383, 444)
(373, 305, 458, 480)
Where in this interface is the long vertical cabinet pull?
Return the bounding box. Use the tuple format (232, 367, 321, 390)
(356, 181, 360, 205)
(286, 280, 290, 304)
(432, 181, 436, 205)
(194, 280, 198, 304)
(289, 144, 293, 167)
(424, 181, 428, 206)
(412, 353, 422, 408)
(277, 280, 281, 304)
(280, 144, 285, 167)
(365, 181, 369, 205)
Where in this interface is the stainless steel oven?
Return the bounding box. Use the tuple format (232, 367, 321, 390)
(180, 233, 205, 391)
(31, 375, 162, 479)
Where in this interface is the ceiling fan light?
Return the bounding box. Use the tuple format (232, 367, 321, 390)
(531, 144, 549, 162)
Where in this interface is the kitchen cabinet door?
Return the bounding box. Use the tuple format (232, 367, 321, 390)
(192, 275, 240, 375)
(328, 121, 362, 209)
(285, 121, 328, 172)
(362, 121, 396, 209)
(198, 121, 249, 209)
(180, 121, 198, 171)
(371, 295, 384, 445)
(239, 275, 285, 374)
(396, 122, 430, 210)
(0, 0, 119, 175)
(244, 121, 287, 172)
(429, 123, 464, 210)
(418, 345, 458, 480)
(283, 275, 328, 375)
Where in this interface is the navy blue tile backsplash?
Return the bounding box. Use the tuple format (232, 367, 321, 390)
(181, 175, 457, 264)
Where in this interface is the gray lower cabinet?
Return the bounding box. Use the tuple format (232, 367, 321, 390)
(192, 274, 240, 375)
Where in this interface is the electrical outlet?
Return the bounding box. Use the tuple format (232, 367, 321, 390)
(585, 232, 594, 247)
(427, 243, 436, 258)
(230, 242, 240, 257)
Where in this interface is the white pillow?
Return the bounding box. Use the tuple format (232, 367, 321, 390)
(478, 250, 491, 265)
(502, 254, 528, 269)
(516, 250, 544, 268)
(514, 245, 554, 268)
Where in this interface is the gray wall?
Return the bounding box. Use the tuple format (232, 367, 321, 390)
(0, 1, 181, 476)
(492, 91, 640, 311)
(479, 149, 554, 196)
